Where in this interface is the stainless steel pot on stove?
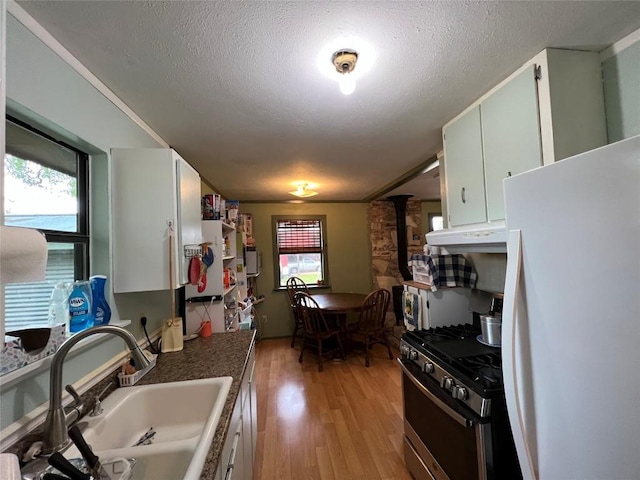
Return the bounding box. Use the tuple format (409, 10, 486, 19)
(480, 314, 502, 347)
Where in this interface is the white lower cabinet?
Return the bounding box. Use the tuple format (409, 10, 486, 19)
(217, 340, 256, 480)
(249, 357, 257, 465)
(218, 398, 243, 480)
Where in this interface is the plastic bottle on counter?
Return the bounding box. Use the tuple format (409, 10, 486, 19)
(90, 275, 111, 326)
(68, 280, 93, 333)
(48, 282, 69, 330)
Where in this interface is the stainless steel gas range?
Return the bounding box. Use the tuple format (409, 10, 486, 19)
(399, 324, 521, 480)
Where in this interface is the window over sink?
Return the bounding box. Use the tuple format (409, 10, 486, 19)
(3, 117, 90, 334)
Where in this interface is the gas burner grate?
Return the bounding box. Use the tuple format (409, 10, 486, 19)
(406, 323, 480, 343)
(404, 324, 506, 392)
(458, 354, 503, 386)
(462, 353, 502, 369)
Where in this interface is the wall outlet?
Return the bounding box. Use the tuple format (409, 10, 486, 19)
(261, 315, 268, 323)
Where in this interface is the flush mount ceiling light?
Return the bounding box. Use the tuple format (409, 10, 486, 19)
(289, 183, 318, 198)
(317, 36, 375, 92)
(332, 49, 358, 95)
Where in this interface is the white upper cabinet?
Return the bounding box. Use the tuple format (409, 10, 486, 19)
(536, 48, 607, 164)
(443, 105, 487, 226)
(481, 65, 542, 222)
(111, 148, 201, 293)
(176, 156, 203, 283)
(442, 48, 606, 227)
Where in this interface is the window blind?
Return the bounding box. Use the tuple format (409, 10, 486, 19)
(276, 219, 323, 254)
(4, 249, 74, 331)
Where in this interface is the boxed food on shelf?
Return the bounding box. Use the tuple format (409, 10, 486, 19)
(238, 213, 253, 236)
(226, 200, 239, 223)
(202, 194, 222, 220)
(202, 194, 214, 220)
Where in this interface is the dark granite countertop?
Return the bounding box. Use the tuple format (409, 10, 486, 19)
(137, 330, 256, 480)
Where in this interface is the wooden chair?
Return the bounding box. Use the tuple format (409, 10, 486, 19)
(349, 288, 393, 367)
(286, 277, 309, 348)
(293, 291, 345, 372)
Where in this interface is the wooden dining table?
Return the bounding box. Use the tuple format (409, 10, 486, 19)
(311, 292, 367, 348)
(311, 292, 367, 314)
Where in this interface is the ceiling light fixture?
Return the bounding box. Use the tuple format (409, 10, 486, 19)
(289, 183, 318, 198)
(332, 50, 358, 95)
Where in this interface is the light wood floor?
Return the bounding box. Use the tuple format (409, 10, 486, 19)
(254, 338, 413, 480)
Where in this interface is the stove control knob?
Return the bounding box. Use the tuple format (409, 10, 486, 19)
(441, 376, 454, 390)
(453, 385, 468, 400)
(423, 362, 434, 374)
(408, 350, 418, 361)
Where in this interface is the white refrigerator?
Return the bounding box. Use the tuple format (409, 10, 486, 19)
(502, 135, 640, 480)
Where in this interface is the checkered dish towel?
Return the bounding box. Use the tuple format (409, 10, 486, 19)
(408, 254, 477, 292)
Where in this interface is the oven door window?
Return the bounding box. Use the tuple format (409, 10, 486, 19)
(403, 368, 483, 480)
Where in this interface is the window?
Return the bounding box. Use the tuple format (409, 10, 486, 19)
(273, 216, 328, 288)
(3, 117, 89, 332)
(429, 213, 444, 232)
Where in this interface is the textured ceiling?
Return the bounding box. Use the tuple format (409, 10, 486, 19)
(15, 1, 640, 202)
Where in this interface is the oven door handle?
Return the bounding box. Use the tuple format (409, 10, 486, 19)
(399, 360, 474, 428)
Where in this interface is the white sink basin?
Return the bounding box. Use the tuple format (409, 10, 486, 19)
(125, 446, 194, 480)
(64, 377, 232, 480)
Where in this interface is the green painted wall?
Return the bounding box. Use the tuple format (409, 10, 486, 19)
(421, 201, 442, 235)
(243, 203, 372, 339)
(603, 40, 640, 143)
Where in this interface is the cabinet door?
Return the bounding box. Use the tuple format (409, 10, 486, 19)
(220, 397, 243, 480)
(443, 105, 487, 226)
(112, 148, 176, 293)
(231, 417, 245, 480)
(176, 154, 202, 285)
(481, 65, 542, 221)
(247, 346, 257, 470)
(242, 380, 253, 480)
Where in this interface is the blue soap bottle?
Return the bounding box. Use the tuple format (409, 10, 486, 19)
(68, 280, 93, 333)
(90, 275, 111, 326)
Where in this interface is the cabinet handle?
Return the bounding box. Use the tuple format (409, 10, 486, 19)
(461, 187, 466, 204)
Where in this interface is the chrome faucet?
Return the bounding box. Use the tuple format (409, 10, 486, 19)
(42, 325, 151, 453)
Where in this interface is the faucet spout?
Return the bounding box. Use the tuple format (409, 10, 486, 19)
(42, 325, 151, 454)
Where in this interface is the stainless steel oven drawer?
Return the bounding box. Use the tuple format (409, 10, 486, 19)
(404, 436, 436, 480)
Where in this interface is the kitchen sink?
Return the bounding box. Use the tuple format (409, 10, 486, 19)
(64, 377, 232, 479)
(126, 446, 194, 480)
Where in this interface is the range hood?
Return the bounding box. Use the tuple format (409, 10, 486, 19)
(425, 221, 507, 253)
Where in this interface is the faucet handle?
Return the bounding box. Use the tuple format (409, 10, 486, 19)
(63, 385, 85, 428)
(65, 384, 82, 406)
